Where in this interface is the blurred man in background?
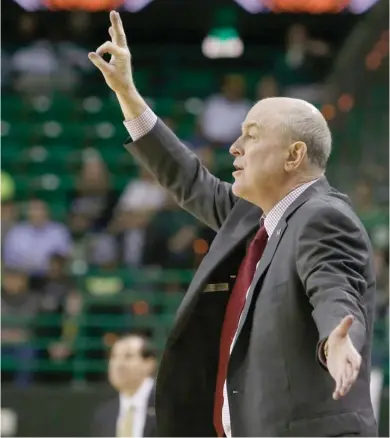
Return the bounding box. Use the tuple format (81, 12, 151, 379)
(199, 74, 251, 148)
(3, 199, 71, 280)
(1, 269, 40, 387)
(92, 334, 158, 437)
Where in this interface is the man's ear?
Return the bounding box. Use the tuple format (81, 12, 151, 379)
(285, 141, 307, 172)
(146, 358, 156, 376)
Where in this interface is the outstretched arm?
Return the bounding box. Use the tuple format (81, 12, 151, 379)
(296, 205, 372, 399)
(88, 11, 237, 230)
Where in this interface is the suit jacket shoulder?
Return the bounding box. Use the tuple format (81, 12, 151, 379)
(91, 397, 119, 437)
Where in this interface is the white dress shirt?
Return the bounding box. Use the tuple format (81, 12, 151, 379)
(117, 377, 154, 437)
(124, 108, 318, 437)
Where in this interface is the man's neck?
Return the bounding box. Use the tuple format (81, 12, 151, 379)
(120, 377, 151, 397)
(121, 386, 141, 397)
(261, 174, 321, 215)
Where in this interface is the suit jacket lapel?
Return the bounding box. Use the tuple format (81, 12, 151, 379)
(143, 409, 157, 437)
(108, 397, 120, 437)
(232, 219, 288, 346)
(143, 385, 156, 437)
(168, 202, 262, 345)
(232, 177, 331, 348)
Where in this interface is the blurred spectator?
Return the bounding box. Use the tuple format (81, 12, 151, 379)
(11, 15, 60, 95)
(85, 238, 124, 296)
(183, 121, 215, 172)
(1, 200, 19, 243)
(256, 75, 280, 100)
(11, 13, 91, 95)
(1, 49, 11, 89)
(353, 178, 389, 249)
(11, 13, 39, 46)
(91, 334, 158, 437)
(68, 11, 92, 44)
(36, 290, 83, 383)
(371, 247, 389, 422)
(116, 167, 166, 213)
(87, 233, 120, 270)
(83, 251, 130, 381)
(47, 292, 82, 363)
(57, 13, 95, 90)
(69, 149, 118, 234)
(199, 74, 251, 146)
(274, 24, 330, 102)
(112, 209, 164, 268)
(40, 254, 73, 311)
(149, 200, 197, 270)
(3, 199, 71, 277)
(109, 167, 169, 267)
(1, 269, 39, 387)
(284, 24, 329, 73)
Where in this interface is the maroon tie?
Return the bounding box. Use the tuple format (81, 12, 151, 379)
(213, 225, 268, 437)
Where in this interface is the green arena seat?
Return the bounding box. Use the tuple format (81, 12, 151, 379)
(2, 120, 35, 143)
(154, 98, 178, 117)
(30, 121, 87, 147)
(167, 69, 217, 98)
(26, 94, 77, 123)
(79, 96, 121, 123)
(132, 70, 152, 95)
(22, 144, 78, 173)
(2, 95, 29, 120)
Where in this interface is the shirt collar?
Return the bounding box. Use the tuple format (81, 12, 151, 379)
(262, 179, 318, 238)
(119, 377, 154, 411)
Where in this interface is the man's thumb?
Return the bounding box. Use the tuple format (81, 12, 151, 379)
(88, 52, 110, 73)
(336, 315, 354, 337)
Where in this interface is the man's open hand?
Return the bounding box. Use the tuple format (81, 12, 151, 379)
(326, 315, 362, 400)
(88, 11, 133, 96)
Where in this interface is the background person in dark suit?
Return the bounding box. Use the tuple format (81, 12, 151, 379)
(92, 334, 157, 437)
(88, 12, 377, 437)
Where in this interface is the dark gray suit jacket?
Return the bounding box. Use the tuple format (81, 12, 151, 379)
(91, 386, 157, 437)
(124, 119, 377, 437)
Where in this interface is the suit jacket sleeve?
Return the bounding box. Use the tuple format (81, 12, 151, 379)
(296, 205, 371, 364)
(124, 118, 237, 231)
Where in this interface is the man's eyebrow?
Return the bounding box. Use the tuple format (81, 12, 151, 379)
(241, 121, 262, 133)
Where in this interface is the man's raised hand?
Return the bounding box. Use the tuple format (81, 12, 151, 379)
(88, 11, 134, 96)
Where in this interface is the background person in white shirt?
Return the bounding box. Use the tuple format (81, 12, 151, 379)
(199, 74, 252, 147)
(92, 334, 158, 437)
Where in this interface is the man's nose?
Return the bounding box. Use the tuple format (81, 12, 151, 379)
(229, 139, 242, 157)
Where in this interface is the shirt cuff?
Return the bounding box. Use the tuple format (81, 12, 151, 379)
(123, 107, 157, 141)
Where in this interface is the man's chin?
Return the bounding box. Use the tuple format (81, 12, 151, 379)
(232, 181, 245, 199)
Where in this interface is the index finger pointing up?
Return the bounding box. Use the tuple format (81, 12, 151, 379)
(110, 11, 127, 48)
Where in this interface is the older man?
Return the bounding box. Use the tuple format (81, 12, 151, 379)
(88, 11, 377, 437)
